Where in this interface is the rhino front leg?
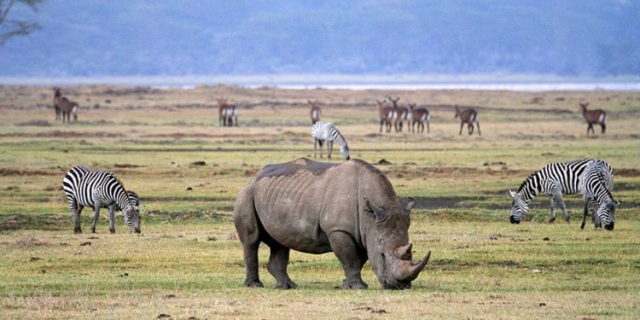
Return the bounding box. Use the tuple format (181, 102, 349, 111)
(329, 231, 368, 289)
(267, 244, 298, 289)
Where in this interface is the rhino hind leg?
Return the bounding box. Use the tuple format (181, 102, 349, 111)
(267, 244, 298, 289)
(234, 188, 264, 288)
(329, 231, 368, 289)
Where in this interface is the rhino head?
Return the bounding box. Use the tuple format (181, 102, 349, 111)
(365, 197, 430, 289)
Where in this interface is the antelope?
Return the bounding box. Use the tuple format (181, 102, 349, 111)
(217, 98, 228, 126)
(388, 97, 408, 132)
(309, 100, 321, 124)
(223, 105, 238, 127)
(454, 106, 480, 136)
(54, 89, 79, 123)
(376, 99, 393, 133)
(53, 88, 62, 120)
(580, 102, 607, 135)
(408, 103, 430, 134)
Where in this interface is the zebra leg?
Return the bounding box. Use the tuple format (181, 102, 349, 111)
(553, 193, 570, 223)
(327, 141, 333, 159)
(580, 202, 588, 230)
(267, 243, 297, 289)
(109, 205, 116, 234)
(329, 231, 368, 289)
(548, 196, 557, 223)
(313, 139, 317, 158)
(91, 203, 102, 233)
(476, 121, 481, 136)
(72, 203, 83, 234)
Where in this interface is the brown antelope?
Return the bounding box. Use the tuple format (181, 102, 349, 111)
(216, 98, 228, 126)
(54, 89, 79, 123)
(388, 97, 408, 132)
(454, 106, 480, 136)
(408, 103, 430, 134)
(309, 100, 321, 124)
(580, 102, 607, 135)
(53, 88, 62, 120)
(376, 99, 393, 132)
(223, 104, 238, 127)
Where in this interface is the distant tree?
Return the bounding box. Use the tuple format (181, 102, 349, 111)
(0, 0, 44, 45)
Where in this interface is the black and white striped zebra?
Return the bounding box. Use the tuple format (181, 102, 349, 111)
(63, 166, 141, 234)
(579, 160, 618, 230)
(311, 121, 350, 160)
(508, 159, 612, 224)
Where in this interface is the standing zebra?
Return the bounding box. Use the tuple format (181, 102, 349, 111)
(63, 166, 141, 234)
(311, 121, 350, 160)
(579, 102, 607, 135)
(508, 159, 612, 225)
(454, 106, 480, 136)
(579, 160, 618, 230)
(309, 100, 321, 125)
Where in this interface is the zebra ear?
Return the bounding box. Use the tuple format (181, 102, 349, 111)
(614, 200, 620, 208)
(508, 190, 517, 199)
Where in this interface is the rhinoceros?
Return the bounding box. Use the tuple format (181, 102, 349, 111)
(234, 158, 430, 289)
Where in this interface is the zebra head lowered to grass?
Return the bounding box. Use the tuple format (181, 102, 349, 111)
(508, 159, 612, 227)
(579, 160, 619, 230)
(311, 121, 350, 160)
(63, 166, 141, 234)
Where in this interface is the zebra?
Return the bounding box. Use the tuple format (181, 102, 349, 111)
(311, 121, 350, 160)
(579, 160, 618, 230)
(63, 166, 141, 234)
(508, 159, 612, 225)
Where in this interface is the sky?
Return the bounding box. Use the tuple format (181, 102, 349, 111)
(1, 0, 639, 78)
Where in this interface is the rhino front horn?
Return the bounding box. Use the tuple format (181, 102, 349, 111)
(394, 251, 431, 282)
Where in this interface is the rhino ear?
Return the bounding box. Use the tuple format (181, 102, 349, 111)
(404, 197, 416, 212)
(364, 196, 386, 220)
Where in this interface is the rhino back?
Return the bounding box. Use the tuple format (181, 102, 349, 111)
(252, 158, 362, 254)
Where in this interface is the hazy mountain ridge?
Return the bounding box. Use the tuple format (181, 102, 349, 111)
(1, 0, 639, 76)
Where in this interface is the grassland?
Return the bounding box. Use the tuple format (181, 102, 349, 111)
(0, 85, 639, 319)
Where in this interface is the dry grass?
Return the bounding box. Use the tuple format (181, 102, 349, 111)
(0, 85, 639, 319)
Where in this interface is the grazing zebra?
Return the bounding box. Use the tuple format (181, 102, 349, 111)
(54, 89, 79, 123)
(408, 103, 431, 134)
(508, 159, 612, 225)
(309, 100, 321, 124)
(580, 102, 607, 135)
(376, 99, 393, 133)
(63, 166, 141, 234)
(311, 121, 350, 160)
(579, 160, 618, 230)
(454, 106, 480, 136)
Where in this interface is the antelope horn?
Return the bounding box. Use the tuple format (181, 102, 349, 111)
(394, 251, 431, 282)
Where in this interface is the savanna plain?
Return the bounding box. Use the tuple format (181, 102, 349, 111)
(0, 85, 639, 319)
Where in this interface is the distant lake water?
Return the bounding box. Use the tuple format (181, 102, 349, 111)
(1, 76, 639, 91)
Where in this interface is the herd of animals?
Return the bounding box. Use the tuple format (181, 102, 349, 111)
(50, 88, 619, 290)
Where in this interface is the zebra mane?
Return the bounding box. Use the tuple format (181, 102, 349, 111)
(596, 169, 614, 201)
(517, 171, 538, 193)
